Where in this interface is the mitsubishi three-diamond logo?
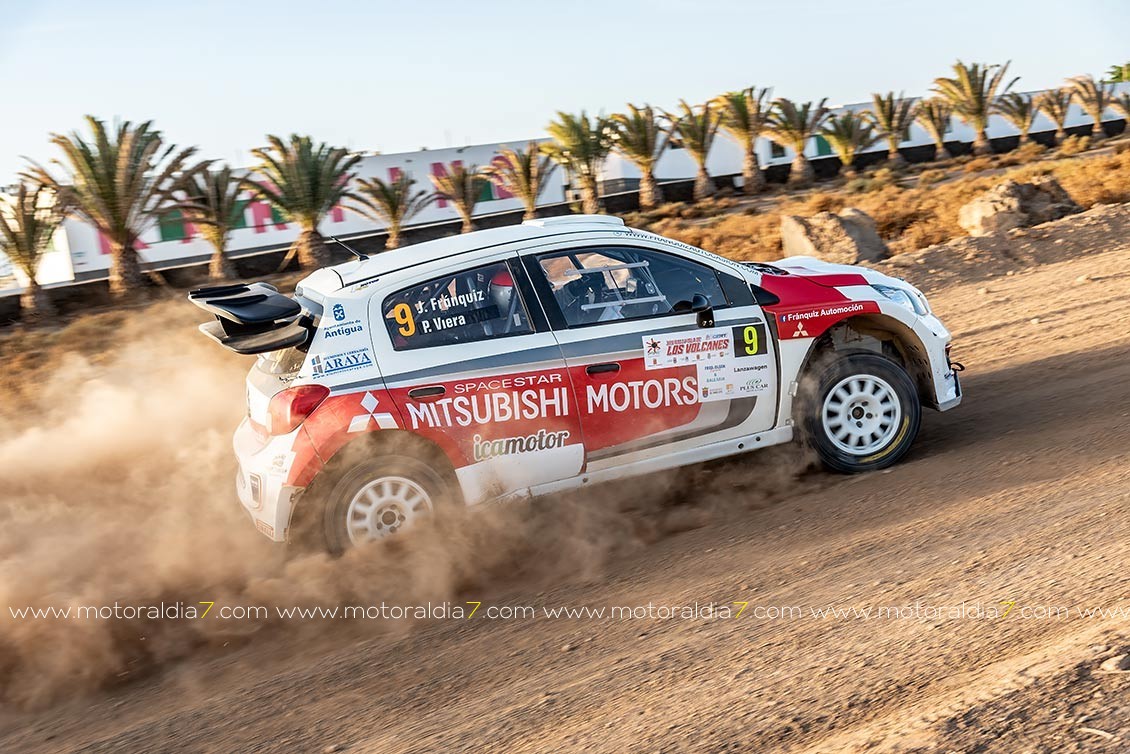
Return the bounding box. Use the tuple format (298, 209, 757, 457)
(348, 392, 399, 433)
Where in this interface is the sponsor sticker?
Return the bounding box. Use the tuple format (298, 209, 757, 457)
(310, 348, 374, 378)
(642, 326, 734, 370)
(324, 318, 365, 339)
(332, 303, 346, 321)
(471, 429, 572, 461)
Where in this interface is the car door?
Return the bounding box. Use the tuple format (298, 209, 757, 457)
(370, 257, 584, 505)
(524, 244, 778, 472)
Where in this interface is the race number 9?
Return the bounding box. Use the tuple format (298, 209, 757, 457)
(391, 303, 415, 337)
(732, 323, 767, 357)
(742, 325, 759, 355)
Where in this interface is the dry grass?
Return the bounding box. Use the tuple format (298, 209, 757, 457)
(621, 145, 1130, 260)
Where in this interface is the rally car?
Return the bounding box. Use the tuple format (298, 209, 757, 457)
(190, 215, 961, 552)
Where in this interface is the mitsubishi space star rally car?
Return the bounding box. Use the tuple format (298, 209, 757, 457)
(190, 215, 961, 552)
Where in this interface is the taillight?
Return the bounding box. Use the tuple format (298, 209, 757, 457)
(267, 384, 329, 435)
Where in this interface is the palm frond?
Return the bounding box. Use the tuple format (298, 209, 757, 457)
(764, 98, 830, 153)
(0, 183, 71, 279)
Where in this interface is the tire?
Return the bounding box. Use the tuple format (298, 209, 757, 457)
(304, 453, 453, 554)
(799, 352, 921, 474)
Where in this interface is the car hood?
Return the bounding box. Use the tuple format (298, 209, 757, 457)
(772, 256, 905, 288)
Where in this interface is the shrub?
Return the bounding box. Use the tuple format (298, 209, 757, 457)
(962, 156, 995, 173)
(1059, 135, 1091, 156)
(917, 169, 947, 187)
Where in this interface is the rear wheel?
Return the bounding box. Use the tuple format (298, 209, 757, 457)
(305, 454, 452, 554)
(800, 352, 921, 473)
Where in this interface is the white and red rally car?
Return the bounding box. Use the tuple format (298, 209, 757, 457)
(191, 215, 961, 552)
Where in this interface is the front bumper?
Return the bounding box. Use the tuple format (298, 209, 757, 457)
(233, 418, 305, 542)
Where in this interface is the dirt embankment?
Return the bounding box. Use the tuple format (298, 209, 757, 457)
(1, 204, 1129, 752)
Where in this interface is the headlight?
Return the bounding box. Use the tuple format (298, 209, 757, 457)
(872, 284, 929, 316)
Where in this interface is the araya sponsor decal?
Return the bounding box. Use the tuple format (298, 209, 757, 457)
(471, 429, 572, 461)
(406, 386, 570, 429)
(311, 348, 373, 377)
(586, 376, 698, 413)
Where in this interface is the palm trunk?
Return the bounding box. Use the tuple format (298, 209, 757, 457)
(108, 238, 146, 297)
(386, 226, 401, 250)
(837, 152, 857, 178)
(579, 175, 602, 215)
(20, 279, 55, 321)
(522, 204, 537, 221)
(1091, 118, 1105, 141)
(1054, 126, 1066, 145)
(638, 171, 662, 209)
(204, 232, 234, 280)
(460, 213, 475, 234)
(295, 229, 330, 269)
(972, 128, 992, 156)
(788, 153, 814, 187)
(887, 140, 906, 167)
(935, 140, 952, 161)
(742, 148, 765, 194)
(692, 164, 715, 202)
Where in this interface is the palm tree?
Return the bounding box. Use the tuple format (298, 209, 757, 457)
(764, 98, 829, 187)
(994, 93, 1038, 144)
(1112, 92, 1130, 124)
(246, 134, 361, 270)
(1068, 75, 1113, 140)
(713, 86, 772, 194)
(932, 61, 1017, 155)
(172, 166, 244, 279)
(430, 163, 488, 234)
(1037, 88, 1073, 145)
(819, 112, 879, 177)
(481, 143, 555, 220)
(0, 184, 70, 319)
(1106, 62, 1130, 83)
(667, 101, 721, 201)
(353, 173, 433, 249)
(543, 111, 614, 214)
(24, 116, 203, 296)
(610, 105, 669, 209)
(866, 92, 917, 166)
(916, 99, 955, 160)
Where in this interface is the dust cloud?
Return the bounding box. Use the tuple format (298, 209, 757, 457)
(0, 300, 810, 708)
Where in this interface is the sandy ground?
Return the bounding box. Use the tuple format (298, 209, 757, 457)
(2, 204, 1129, 753)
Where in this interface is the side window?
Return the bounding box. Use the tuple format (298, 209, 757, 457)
(534, 247, 727, 328)
(382, 261, 533, 350)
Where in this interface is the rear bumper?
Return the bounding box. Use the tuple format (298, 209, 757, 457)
(233, 418, 305, 542)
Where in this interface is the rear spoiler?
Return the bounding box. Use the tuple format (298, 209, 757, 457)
(188, 282, 313, 355)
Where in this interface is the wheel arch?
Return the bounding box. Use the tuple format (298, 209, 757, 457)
(291, 428, 465, 540)
(795, 313, 938, 410)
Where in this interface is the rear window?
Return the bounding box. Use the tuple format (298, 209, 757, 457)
(381, 261, 533, 350)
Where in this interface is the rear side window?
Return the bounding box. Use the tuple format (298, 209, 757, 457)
(382, 261, 533, 350)
(534, 246, 727, 328)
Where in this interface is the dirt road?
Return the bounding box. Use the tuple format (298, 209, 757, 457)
(2, 205, 1129, 753)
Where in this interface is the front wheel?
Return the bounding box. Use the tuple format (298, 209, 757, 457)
(800, 352, 921, 473)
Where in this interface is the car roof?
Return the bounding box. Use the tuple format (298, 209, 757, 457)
(330, 215, 628, 286)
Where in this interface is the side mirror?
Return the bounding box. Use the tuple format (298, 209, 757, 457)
(674, 293, 714, 328)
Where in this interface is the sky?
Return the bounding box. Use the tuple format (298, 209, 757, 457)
(0, 0, 1126, 179)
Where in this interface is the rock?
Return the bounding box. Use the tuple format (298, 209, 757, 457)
(1099, 654, 1130, 672)
(958, 177, 1081, 237)
(780, 208, 889, 265)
